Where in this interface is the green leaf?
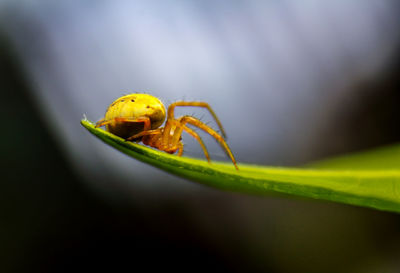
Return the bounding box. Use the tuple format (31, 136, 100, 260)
(81, 119, 400, 213)
(307, 144, 400, 170)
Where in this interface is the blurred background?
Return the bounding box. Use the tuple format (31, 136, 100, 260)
(1, 0, 400, 272)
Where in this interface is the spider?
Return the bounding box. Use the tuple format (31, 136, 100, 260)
(95, 94, 238, 170)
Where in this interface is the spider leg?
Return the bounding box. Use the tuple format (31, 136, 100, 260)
(161, 119, 185, 151)
(163, 120, 191, 156)
(170, 121, 184, 145)
(95, 117, 151, 131)
(95, 118, 108, 127)
(177, 143, 184, 156)
(167, 101, 227, 139)
(126, 129, 162, 141)
(181, 125, 211, 163)
(178, 116, 238, 170)
(163, 120, 184, 153)
(161, 119, 173, 149)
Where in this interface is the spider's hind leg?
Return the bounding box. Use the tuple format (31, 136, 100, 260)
(126, 129, 162, 141)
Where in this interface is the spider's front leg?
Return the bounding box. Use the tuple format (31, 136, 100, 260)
(163, 120, 211, 162)
(178, 116, 238, 170)
(179, 123, 211, 162)
(167, 101, 227, 138)
(177, 143, 184, 157)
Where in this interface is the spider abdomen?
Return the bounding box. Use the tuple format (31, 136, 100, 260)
(103, 94, 166, 138)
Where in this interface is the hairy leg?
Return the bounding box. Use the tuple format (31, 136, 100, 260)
(179, 116, 238, 170)
(167, 101, 227, 138)
(165, 119, 211, 162)
(163, 120, 184, 153)
(161, 119, 173, 149)
(180, 124, 210, 162)
(177, 143, 184, 156)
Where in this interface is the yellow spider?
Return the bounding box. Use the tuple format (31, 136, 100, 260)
(95, 94, 238, 170)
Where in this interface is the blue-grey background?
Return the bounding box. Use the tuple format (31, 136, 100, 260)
(1, 1, 400, 272)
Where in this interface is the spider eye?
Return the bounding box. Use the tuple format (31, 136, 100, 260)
(131, 99, 135, 102)
(146, 105, 150, 108)
(121, 99, 125, 102)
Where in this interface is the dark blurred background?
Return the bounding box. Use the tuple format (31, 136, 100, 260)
(1, 1, 400, 272)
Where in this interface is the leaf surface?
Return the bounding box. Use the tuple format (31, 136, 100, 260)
(81, 119, 400, 213)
